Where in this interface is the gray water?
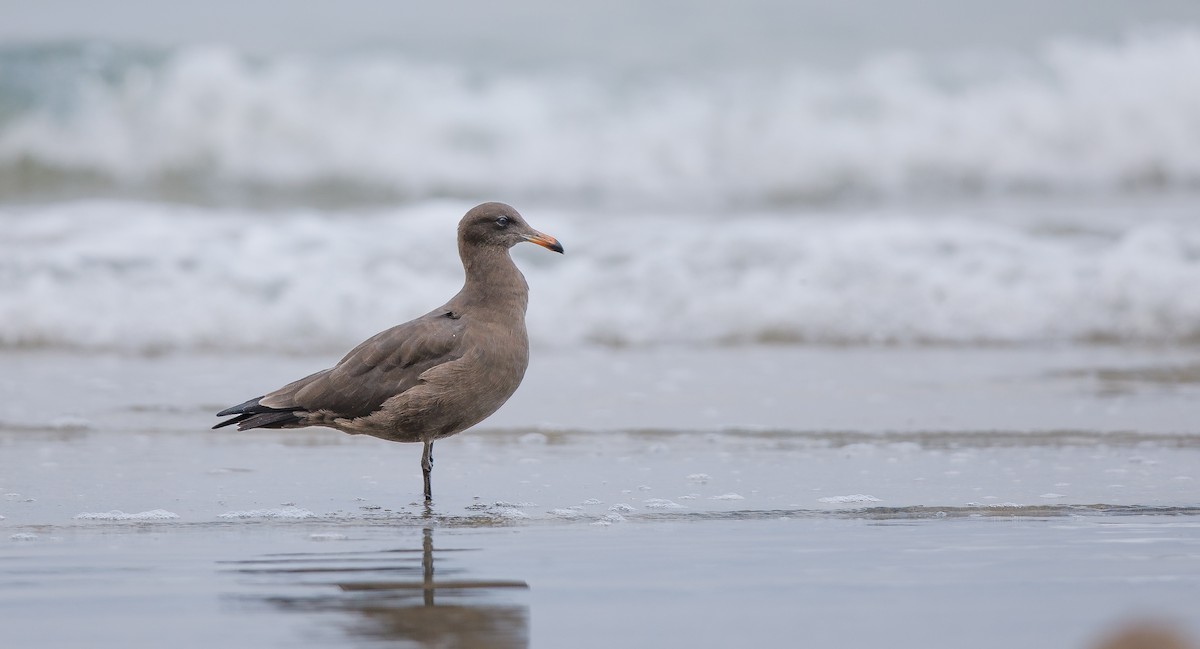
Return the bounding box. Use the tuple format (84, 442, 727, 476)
(3, 348, 1199, 647)
(4, 0, 1200, 69)
(2, 3, 1200, 647)
(4, 511, 1198, 648)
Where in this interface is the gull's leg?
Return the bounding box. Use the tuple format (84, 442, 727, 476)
(421, 439, 434, 502)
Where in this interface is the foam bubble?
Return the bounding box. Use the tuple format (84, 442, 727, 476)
(643, 498, 686, 510)
(493, 507, 528, 519)
(218, 506, 316, 519)
(817, 495, 882, 504)
(592, 513, 627, 526)
(74, 509, 180, 521)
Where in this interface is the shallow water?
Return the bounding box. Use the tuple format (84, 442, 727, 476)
(2, 3, 1199, 646)
(2, 347, 1198, 648)
(4, 512, 1199, 649)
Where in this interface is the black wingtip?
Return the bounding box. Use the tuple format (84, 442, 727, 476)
(216, 397, 264, 418)
(212, 413, 252, 430)
(213, 396, 304, 431)
(214, 396, 266, 429)
(234, 411, 304, 430)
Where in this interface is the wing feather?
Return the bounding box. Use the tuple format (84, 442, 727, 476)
(262, 310, 466, 420)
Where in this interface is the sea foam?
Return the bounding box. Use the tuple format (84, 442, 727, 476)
(74, 509, 180, 521)
(218, 507, 316, 519)
(818, 495, 883, 504)
(1, 200, 1198, 352)
(2, 31, 1200, 206)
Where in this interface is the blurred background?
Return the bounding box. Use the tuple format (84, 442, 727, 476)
(3, 5, 1199, 649)
(0, 0, 1198, 353)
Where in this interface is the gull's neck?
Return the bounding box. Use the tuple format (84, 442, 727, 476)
(456, 244, 529, 314)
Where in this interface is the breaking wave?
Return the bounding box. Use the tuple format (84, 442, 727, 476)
(1, 30, 1200, 207)
(1, 200, 1198, 352)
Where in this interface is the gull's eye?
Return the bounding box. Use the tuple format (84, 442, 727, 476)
(495, 216, 510, 228)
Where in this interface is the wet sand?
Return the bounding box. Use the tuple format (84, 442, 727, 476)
(2, 346, 1199, 648)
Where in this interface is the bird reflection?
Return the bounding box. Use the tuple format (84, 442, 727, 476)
(224, 528, 529, 648)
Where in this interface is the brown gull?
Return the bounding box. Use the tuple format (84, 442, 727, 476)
(214, 202, 563, 502)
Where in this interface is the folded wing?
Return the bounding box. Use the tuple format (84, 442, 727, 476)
(213, 310, 467, 431)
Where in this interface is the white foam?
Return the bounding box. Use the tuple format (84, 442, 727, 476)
(74, 509, 180, 521)
(592, 513, 627, 526)
(643, 498, 686, 510)
(3, 201, 1199, 351)
(4, 32, 1200, 205)
(818, 495, 882, 504)
(309, 533, 348, 541)
(548, 508, 583, 519)
(609, 503, 636, 513)
(710, 493, 745, 501)
(493, 501, 537, 508)
(493, 507, 529, 519)
(9, 533, 38, 541)
(218, 506, 316, 519)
